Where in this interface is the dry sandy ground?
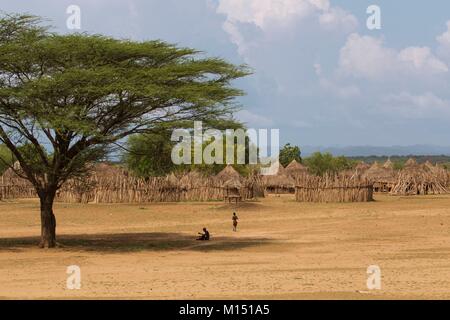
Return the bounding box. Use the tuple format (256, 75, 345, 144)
(0, 194, 450, 299)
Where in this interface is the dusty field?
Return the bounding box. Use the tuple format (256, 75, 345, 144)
(0, 194, 450, 299)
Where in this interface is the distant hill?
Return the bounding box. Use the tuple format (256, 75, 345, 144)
(301, 145, 450, 157)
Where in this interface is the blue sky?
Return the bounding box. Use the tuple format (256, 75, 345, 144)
(2, 0, 450, 148)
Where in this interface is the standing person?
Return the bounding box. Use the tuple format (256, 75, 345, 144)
(232, 212, 239, 232)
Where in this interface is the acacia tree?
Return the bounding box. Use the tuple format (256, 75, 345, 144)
(0, 14, 249, 248)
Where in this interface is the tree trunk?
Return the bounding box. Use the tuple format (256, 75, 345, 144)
(39, 190, 57, 248)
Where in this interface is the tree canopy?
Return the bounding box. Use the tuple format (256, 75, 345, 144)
(304, 152, 355, 176)
(0, 144, 13, 174)
(279, 143, 302, 167)
(124, 120, 255, 177)
(0, 13, 250, 247)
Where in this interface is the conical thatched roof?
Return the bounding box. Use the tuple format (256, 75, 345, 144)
(370, 161, 381, 170)
(215, 165, 241, 182)
(355, 161, 370, 172)
(272, 161, 287, 175)
(405, 158, 417, 167)
(165, 172, 179, 186)
(263, 174, 295, 188)
(285, 160, 308, 177)
(1, 167, 19, 180)
(259, 160, 286, 176)
(424, 161, 435, 170)
(383, 159, 394, 169)
(363, 161, 396, 183)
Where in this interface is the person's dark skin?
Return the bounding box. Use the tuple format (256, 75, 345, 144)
(197, 227, 210, 241)
(232, 212, 239, 232)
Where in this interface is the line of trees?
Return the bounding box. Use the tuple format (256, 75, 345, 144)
(123, 138, 358, 178)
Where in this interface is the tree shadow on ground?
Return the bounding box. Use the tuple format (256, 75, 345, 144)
(0, 232, 275, 253)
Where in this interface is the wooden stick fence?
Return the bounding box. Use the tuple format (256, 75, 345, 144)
(55, 173, 263, 204)
(295, 174, 373, 203)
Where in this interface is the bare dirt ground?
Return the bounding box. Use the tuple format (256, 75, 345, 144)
(1, 194, 450, 299)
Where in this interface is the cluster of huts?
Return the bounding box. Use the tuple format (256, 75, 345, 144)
(0, 158, 449, 204)
(356, 158, 449, 196)
(0, 163, 265, 204)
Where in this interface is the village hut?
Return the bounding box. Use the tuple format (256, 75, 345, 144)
(260, 161, 295, 194)
(355, 161, 371, 172)
(239, 170, 266, 199)
(285, 160, 308, 178)
(362, 161, 397, 193)
(223, 178, 242, 203)
(405, 158, 418, 168)
(215, 165, 242, 182)
(56, 163, 129, 203)
(263, 174, 296, 195)
(383, 158, 394, 169)
(0, 166, 36, 200)
(424, 161, 449, 189)
(391, 162, 448, 195)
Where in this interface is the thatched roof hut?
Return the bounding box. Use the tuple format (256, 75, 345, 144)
(263, 174, 296, 194)
(0, 167, 36, 200)
(362, 161, 397, 192)
(405, 158, 418, 168)
(391, 162, 448, 195)
(348, 161, 371, 179)
(355, 161, 370, 171)
(424, 162, 449, 188)
(285, 160, 308, 178)
(383, 159, 394, 169)
(215, 165, 241, 182)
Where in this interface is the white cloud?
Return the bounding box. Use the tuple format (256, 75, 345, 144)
(437, 20, 450, 62)
(237, 110, 274, 127)
(319, 7, 358, 32)
(338, 34, 397, 79)
(217, 0, 326, 30)
(338, 33, 448, 80)
(217, 0, 357, 57)
(437, 21, 450, 50)
(381, 92, 450, 118)
(398, 46, 448, 74)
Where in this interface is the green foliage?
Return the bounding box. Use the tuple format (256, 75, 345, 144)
(304, 152, 355, 176)
(124, 132, 176, 177)
(279, 143, 302, 167)
(0, 13, 250, 193)
(124, 122, 256, 177)
(349, 155, 450, 165)
(0, 144, 13, 174)
(393, 161, 405, 170)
